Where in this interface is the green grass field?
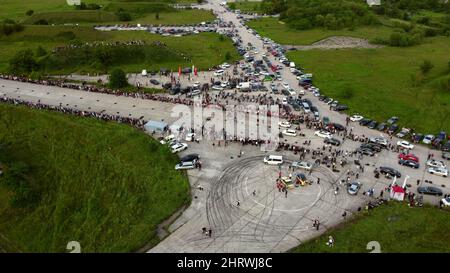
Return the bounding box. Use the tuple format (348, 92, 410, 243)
(0, 25, 240, 74)
(0, 103, 190, 252)
(227, 1, 262, 13)
(247, 17, 393, 45)
(291, 202, 450, 253)
(287, 36, 450, 134)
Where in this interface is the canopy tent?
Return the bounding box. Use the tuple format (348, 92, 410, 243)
(390, 185, 405, 201)
(144, 120, 168, 133)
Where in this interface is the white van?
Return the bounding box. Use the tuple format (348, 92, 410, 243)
(290, 62, 295, 68)
(263, 155, 283, 165)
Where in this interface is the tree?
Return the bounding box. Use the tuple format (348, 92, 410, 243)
(229, 2, 236, 10)
(8, 49, 38, 75)
(155, 12, 160, 20)
(35, 46, 47, 57)
(109, 69, 128, 89)
(225, 51, 231, 61)
(197, 0, 203, 4)
(25, 10, 34, 16)
(420, 59, 434, 75)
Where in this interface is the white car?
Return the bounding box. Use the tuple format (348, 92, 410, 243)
(192, 81, 200, 88)
(278, 121, 291, 128)
(220, 81, 229, 88)
(397, 140, 414, 150)
(175, 160, 197, 170)
(427, 167, 448, 177)
(369, 137, 388, 146)
(426, 159, 446, 169)
(214, 70, 224, 76)
(314, 130, 333, 139)
(160, 134, 175, 145)
(422, 134, 435, 144)
(220, 63, 231, 68)
(282, 129, 297, 137)
(170, 142, 188, 153)
(212, 85, 224, 91)
(442, 196, 450, 207)
(282, 82, 290, 89)
(282, 98, 288, 105)
(185, 133, 197, 142)
(350, 114, 364, 122)
(291, 161, 313, 171)
(298, 89, 305, 95)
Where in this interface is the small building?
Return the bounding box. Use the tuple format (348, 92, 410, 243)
(390, 185, 405, 201)
(144, 120, 168, 133)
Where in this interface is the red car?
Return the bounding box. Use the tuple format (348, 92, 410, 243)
(398, 153, 419, 162)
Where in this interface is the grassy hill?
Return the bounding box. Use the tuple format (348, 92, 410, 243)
(290, 202, 450, 253)
(287, 36, 450, 134)
(0, 103, 190, 252)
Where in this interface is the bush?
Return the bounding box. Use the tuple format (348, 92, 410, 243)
(116, 12, 132, 21)
(34, 19, 49, 25)
(35, 46, 47, 57)
(0, 21, 24, 36)
(56, 31, 76, 40)
(420, 59, 434, 75)
(109, 68, 128, 89)
(26, 10, 34, 16)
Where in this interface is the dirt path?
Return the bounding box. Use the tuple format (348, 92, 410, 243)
(285, 36, 383, 50)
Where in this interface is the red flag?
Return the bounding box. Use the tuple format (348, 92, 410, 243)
(178, 66, 181, 77)
(194, 67, 198, 76)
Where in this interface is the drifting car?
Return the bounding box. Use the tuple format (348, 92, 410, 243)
(427, 167, 448, 177)
(397, 140, 414, 150)
(291, 161, 313, 171)
(314, 130, 333, 139)
(347, 181, 361, 195)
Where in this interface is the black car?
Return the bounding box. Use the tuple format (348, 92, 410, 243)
(398, 159, 419, 169)
(367, 120, 378, 129)
(413, 133, 424, 143)
(379, 167, 401, 178)
(417, 186, 443, 196)
(180, 154, 199, 162)
(359, 118, 372, 126)
(330, 123, 345, 131)
(442, 140, 450, 152)
(356, 148, 375, 156)
(325, 138, 341, 146)
(334, 105, 348, 111)
(388, 124, 399, 134)
(162, 82, 172, 89)
(360, 143, 382, 152)
(150, 79, 160, 85)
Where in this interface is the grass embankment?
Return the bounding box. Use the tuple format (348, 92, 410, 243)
(0, 103, 190, 252)
(287, 36, 450, 133)
(291, 202, 450, 253)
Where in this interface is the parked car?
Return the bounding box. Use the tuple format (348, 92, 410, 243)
(396, 128, 411, 138)
(426, 159, 446, 169)
(278, 121, 292, 128)
(170, 142, 188, 153)
(443, 152, 450, 161)
(417, 186, 443, 196)
(180, 154, 199, 162)
(442, 196, 450, 207)
(442, 141, 450, 152)
(367, 120, 378, 129)
(359, 118, 372, 126)
(150, 79, 160, 85)
(398, 153, 419, 162)
(398, 159, 419, 169)
(427, 167, 448, 177)
(322, 116, 330, 126)
(369, 137, 388, 147)
(175, 160, 197, 170)
(282, 129, 297, 137)
(314, 130, 333, 139)
(324, 138, 341, 146)
(397, 140, 414, 150)
(350, 114, 364, 122)
(380, 167, 401, 178)
(361, 143, 382, 152)
(347, 181, 361, 195)
(356, 148, 375, 156)
(388, 124, 399, 134)
(387, 116, 399, 124)
(423, 134, 435, 144)
(377, 123, 388, 131)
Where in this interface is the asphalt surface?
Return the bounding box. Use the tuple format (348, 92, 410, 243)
(0, 0, 449, 253)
